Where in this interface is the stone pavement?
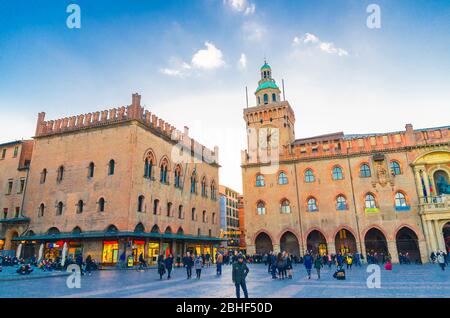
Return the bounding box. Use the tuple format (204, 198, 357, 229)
(0, 266, 69, 282)
(0, 263, 448, 298)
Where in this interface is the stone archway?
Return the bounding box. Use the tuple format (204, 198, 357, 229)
(280, 231, 300, 256)
(443, 222, 450, 253)
(5, 229, 19, 251)
(335, 229, 357, 254)
(255, 232, 273, 254)
(396, 227, 421, 264)
(306, 230, 327, 256)
(364, 228, 388, 255)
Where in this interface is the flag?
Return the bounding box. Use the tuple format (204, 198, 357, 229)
(428, 176, 434, 196)
(421, 176, 428, 198)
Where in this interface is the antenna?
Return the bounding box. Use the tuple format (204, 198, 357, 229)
(245, 86, 249, 108)
(282, 79, 286, 101)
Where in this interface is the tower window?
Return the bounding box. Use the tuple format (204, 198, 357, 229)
(263, 94, 268, 104)
(272, 93, 276, 102)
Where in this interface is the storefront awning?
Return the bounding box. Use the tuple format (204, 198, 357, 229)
(12, 230, 225, 242)
(0, 217, 31, 224)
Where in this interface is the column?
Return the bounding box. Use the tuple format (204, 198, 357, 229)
(172, 239, 177, 257)
(359, 240, 367, 260)
(414, 167, 426, 201)
(273, 243, 280, 253)
(387, 240, 399, 263)
(247, 244, 256, 255)
(427, 220, 438, 252)
(327, 241, 336, 255)
(434, 220, 445, 251)
(421, 215, 432, 256)
(418, 240, 429, 264)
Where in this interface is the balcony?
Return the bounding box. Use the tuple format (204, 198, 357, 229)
(419, 195, 450, 212)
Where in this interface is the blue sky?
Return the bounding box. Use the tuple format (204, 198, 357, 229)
(1, 0, 449, 192)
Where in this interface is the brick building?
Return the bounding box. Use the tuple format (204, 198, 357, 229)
(1, 93, 222, 265)
(241, 62, 450, 263)
(219, 185, 241, 252)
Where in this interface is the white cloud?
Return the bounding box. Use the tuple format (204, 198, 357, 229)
(224, 0, 256, 15)
(238, 53, 247, 70)
(292, 33, 349, 57)
(191, 42, 226, 70)
(161, 42, 225, 77)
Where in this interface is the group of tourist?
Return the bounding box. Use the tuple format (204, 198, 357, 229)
(430, 251, 449, 270)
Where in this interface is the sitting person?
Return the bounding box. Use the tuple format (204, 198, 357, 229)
(17, 264, 33, 275)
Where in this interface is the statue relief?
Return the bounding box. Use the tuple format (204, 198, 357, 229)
(372, 154, 392, 187)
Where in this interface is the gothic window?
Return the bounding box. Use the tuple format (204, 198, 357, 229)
(201, 176, 208, 197)
(98, 198, 105, 212)
(56, 201, 64, 215)
(390, 161, 401, 175)
(160, 158, 168, 184)
(190, 170, 197, 194)
(395, 192, 407, 207)
(365, 193, 377, 209)
(88, 162, 95, 178)
(257, 201, 266, 215)
(336, 195, 348, 210)
(307, 197, 318, 212)
(77, 200, 84, 214)
(332, 166, 343, 180)
(360, 164, 371, 178)
(137, 195, 145, 212)
(144, 153, 155, 179)
(305, 169, 315, 183)
(174, 164, 182, 188)
(280, 199, 291, 214)
(167, 202, 173, 217)
(57, 166, 64, 183)
(202, 210, 207, 223)
(153, 199, 159, 215)
(108, 160, 115, 175)
(178, 205, 184, 219)
(191, 208, 196, 221)
(210, 180, 217, 200)
(255, 174, 265, 187)
(39, 203, 45, 217)
(40, 169, 47, 184)
(278, 171, 288, 185)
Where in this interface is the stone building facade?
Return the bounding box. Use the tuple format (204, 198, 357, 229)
(2, 93, 222, 265)
(241, 63, 450, 263)
(219, 185, 241, 251)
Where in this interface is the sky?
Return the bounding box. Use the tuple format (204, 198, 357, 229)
(0, 0, 449, 193)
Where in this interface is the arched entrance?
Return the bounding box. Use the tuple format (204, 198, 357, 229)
(335, 229, 357, 254)
(443, 222, 450, 253)
(5, 229, 19, 251)
(280, 231, 300, 256)
(364, 228, 388, 255)
(306, 230, 327, 256)
(396, 227, 421, 264)
(255, 232, 273, 254)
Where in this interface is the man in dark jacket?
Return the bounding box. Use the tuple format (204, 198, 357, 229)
(232, 254, 249, 298)
(165, 254, 174, 279)
(182, 252, 193, 279)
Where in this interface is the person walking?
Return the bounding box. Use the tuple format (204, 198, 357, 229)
(346, 254, 353, 270)
(183, 252, 193, 279)
(314, 255, 323, 279)
(75, 254, 84, 275)
(232, 254, 249, 299)
(157, 254, 166, 280)
(303, 252, 313, 279)
(165, 253, 174, 279)
(194, 255, 203, 279)
(437, 251, 446, 271)
(286, 253, 293, 279)
(138, 252, 147, 270)
(267, 251, 273, 274)
(85, 255, 93, 276)
(216, 252, 223, 276)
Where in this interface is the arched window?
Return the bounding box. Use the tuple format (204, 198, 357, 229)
(332, 166, 343, 180)
(307, 197, 318, 212)
(57, 166, 64, 182)
(280, 199, 291, 214)
(263, 94, 268, 104)
(160, 159, 168, 184)
(255, 174, 265, 187)
(257, 201, 266, 215)
(77, 200, 84, 214)
(210, 181, 217, 200)
(212, 212, 216, 224)
(201, 177, 207, 197)
(108, 160, 115, 175)
(190, 169, 197, 194)
(202, 210, 207, 223)
(365, 193, 377, 209)
(151, 224, 160, 233)
(88, 162, 95, 178)
(167, 202, 173, 217)
(38, 203, 45, 217)
(178, 205, 184, 219)
(153, 199, 159, 215)
(258, 96, 261, 105)
(278, 172, 288, 185)
(390, 161, 402, 176)
(40, 169, 47, 184)
(304, 169, 315, 183)
(272, 93, 277, 102)
(137, 195, 145, 212)
(144, 154, 155, 179)
(395, 192, 407, 207)
(336, 195, 348, 210)
(360, 163, 371, 178)
(191, 208, 196, 221)
(56, 201, 64, 215)
(174, 164, 182, 188)
(98, 197, 105, 212)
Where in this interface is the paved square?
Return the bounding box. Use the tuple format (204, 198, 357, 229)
(0, 263, 448, 298)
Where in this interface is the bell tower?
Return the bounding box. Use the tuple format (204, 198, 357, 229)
(243, 61, 296, 163)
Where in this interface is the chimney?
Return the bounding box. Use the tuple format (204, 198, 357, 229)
(405, 123, 415, 146)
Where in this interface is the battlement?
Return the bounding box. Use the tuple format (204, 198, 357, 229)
(35, 93, 219, 165)
(242, 124, 450, 164)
